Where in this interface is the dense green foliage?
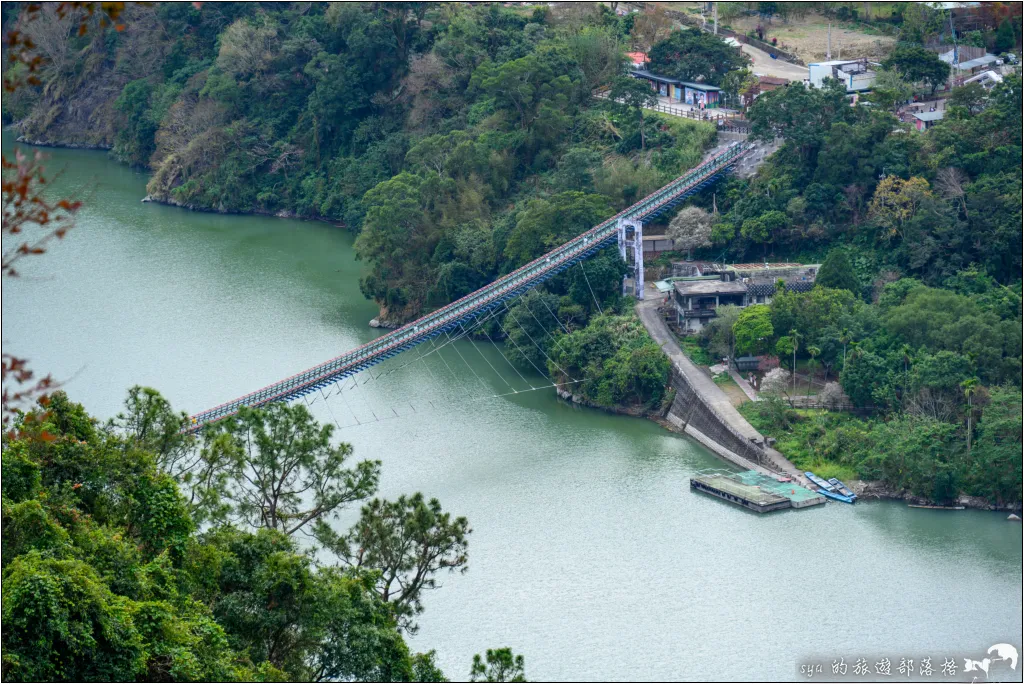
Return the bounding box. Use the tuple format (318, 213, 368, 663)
(740, 384, 1022, 506)
(719, 276, 1021, 505)
(646, 28, 748, 86)
(815, 248, 859, 293)
(682, 71, 1021, 505)
(733, 305, 774, 357)
(1, 391, 521, 681)
(4, 3, 714, 327)
(545, 313, 671, 411)
(739, 76, 1021, 284)
(881, 44, 950, 94)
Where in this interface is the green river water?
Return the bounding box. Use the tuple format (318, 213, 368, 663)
(2, 140, 1021, 681)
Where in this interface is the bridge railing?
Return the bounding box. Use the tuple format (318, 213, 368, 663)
(189, 143, 752, 427)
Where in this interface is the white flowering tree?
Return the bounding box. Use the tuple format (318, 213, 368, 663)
(760, 367, 791, 397)
(819, 381, 845, 410)
(667, 206, 712, 259)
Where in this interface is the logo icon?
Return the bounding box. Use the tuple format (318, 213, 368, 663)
(964, 658, 991, 676)
(987, 643, 1019, 670)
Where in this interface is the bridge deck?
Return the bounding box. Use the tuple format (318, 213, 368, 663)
(189, 142, 752, 428)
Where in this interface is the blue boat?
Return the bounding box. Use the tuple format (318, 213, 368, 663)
(804, 472, 834, 491)
(828, 477, 858, 503)
(804, 471, 856, 504)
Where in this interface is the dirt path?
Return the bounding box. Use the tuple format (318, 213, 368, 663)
(730, 13, 896, 63)
(741, 43, 809, 81)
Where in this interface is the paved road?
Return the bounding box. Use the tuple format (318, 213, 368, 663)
(637, 295, 806, 482)
(742, 43, 808, 82)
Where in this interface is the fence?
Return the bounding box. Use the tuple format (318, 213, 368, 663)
(597, 91, 750, 130)
(786, 395, 878, 414)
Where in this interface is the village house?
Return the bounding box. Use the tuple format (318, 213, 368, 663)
(630, 69, 723, 108)
(807, 59, 877, 93)
(939, 46, 1002, 76)
(739, 75, 788, 108)
(667, 262, 819, 333)
(626, 51, 649, 69)
(912, 110, 945, 131)
(963, 69, 1004, 89)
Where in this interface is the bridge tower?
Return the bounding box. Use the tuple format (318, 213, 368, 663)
(617, 218, 644, 300)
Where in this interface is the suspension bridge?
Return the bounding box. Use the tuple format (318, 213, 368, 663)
(188, 142, 753, 430)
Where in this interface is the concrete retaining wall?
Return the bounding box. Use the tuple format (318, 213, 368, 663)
(666, 370, 773, 470)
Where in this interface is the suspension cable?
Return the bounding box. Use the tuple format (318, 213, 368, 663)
(505, 294, 577, 382)
(578, 260, 604, 315)
(459, 320, 518, 392)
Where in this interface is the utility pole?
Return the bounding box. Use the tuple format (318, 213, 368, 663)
(827, 22, 832, 60)
(713, 2, 718, 35)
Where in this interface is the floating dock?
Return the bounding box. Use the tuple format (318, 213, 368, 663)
(731, 470, 826, 509)
(690, 471, 826, 512)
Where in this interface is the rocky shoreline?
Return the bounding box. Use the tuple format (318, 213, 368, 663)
(15, 135, 112, 151)
(11, 131, 339, 223)
(847, 479, 1021, 513)
(140, 193, 304, 220)
(555, 386, 655, 419)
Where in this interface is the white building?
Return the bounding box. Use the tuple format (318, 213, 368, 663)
(807, 59, 877, 93)
(963, 70, 1004, 89)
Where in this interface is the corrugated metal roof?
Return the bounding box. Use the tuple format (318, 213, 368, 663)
(629, 70, 720, 90)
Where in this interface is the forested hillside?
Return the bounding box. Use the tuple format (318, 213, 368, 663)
(3, 2, 1021, 506)
(708, 76, 1022, 506)
(3, 2, 713, 326)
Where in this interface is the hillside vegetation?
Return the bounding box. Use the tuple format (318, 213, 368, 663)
(3, 2, 713, 326)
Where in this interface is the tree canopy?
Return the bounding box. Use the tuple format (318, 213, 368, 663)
(647, 28, 748, 86)
(1, 389, 523, 681)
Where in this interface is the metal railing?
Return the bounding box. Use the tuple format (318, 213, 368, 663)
(188, 142, 753, 428)
(595, 91, 745, 123)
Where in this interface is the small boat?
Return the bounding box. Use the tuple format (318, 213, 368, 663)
(804, 471, 856, 504)
(804, 472, 834, 491)
(828, 477, 857, 502)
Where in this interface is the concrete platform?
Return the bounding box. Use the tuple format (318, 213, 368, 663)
(691, 474, 791, 513)
(731, 470, 827, 508)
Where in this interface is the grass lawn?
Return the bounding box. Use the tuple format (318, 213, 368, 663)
(714, 372, 750, 407)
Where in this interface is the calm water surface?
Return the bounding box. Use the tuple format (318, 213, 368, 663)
(3, 139, 1021, 681)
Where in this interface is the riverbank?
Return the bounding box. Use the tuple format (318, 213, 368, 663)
(848, 479, 1022, 513)
(6, 136, 1021, 680)
(13, 130, 338, 219)
(14, 133, 112, 151)
(737, 400, 1023, 513)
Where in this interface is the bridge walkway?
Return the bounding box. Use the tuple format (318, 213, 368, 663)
(189, 142, 754, 428)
